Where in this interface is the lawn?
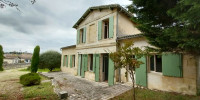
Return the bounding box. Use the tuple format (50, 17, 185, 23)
(0, 68, 58, 100)
(19, 67, 61, 72)
(111, 88, 200, 100)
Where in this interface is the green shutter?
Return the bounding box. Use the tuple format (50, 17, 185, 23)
(93, 54, 96, 72)
(83, 27, 86, 43)
(77, 30, 80, 44)
(95, 54, 100, 82)
(78, 55, 81, 76)
(98, 21, 102, 40)
(66, 55, 68, 67)
(84, 54, 88, 71)
(109, 16, 114, 38)
(81, 55, 85, 78)
(62, 55, 65, 66)
(108, 55, 114, 86)
(162, 53, 182, 77)
(70, 55, 72, 68)
(136, 56, 147, 87)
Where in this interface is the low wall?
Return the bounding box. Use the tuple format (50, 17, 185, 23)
(3, 63, 30, 70)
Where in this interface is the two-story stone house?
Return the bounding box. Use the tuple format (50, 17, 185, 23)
(61, 4, 199, 95)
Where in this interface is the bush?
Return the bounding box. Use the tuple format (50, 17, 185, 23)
(0, 45, 3, 71)
(31, 46, 40, 73)
(20, 73, 41, 86)
(39, 50, 61, 71)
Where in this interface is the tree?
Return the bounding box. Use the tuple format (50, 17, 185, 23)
(128, 0, 200, 54)
(0, 45, 3, 71)
(39, 50, 61, 72)
(110, 41, 145, 100)
(0, 0, 36, 10)
(31, 45, 40, 73)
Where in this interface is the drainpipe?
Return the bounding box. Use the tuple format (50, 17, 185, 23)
(116, 9, 121, 83)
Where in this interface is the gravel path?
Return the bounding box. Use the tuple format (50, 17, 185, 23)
(41, 72, 132, 100)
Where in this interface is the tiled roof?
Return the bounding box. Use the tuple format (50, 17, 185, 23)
(73, 4, 134, 28)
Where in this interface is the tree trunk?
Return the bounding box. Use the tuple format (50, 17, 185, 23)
(130, 70, 136, 100)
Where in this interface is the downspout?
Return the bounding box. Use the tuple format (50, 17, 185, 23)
(116, 8, 121, 83)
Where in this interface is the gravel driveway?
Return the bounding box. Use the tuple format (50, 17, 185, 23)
(41, 72, 132, 100)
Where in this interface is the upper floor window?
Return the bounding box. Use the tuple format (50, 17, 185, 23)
(103, 19, 109, 39)
(77, 27, 86, 44)
(79, 28, 84, 43)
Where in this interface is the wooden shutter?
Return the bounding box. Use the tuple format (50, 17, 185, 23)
(136, 56, 147, 87)
(77, 30, 80, 44)
(95, 54, 100, 82)
(78, 55, 81, 76)
(98, 21, 102, 40)
(108, 55, 114, 86)
(66, 55, 68, 67)
(81, 55, 85, 78)
(84, 54, 88, 71)
(109, 16, 114, 38)
(70, 55, 72, 68)
(83, 27, 86, 43)
(62, 55, 65, 66)
(162, 53, 182, 77)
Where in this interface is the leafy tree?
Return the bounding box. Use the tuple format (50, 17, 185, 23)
(0, 45, 3, 71)
(0, 0, 36, 10)
(110, 41, 145, 100)
(39, 50, 61, 71)
(31, 45, 40, 73)
(128, 0, 200, 54)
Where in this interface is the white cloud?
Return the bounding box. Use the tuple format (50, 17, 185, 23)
(0, 0, 132, 53)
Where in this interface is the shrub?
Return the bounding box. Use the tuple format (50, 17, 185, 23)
(20, 73, 41, 86)
(0, 45, 3, 71)
(31, 46, 40, 73)
(39, 50, 61, 71)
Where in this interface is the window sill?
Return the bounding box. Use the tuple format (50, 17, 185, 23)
(149, 71, 163, 75)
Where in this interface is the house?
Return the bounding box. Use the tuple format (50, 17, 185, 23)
(4, 55, 20, 64)
(19, 54, 32, 63)
(61, 4, 198, 95)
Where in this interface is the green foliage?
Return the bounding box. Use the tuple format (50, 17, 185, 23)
(0, 45, 3, 71)
(20, 73, 41, 86)
(128, 0, 200, 54)
(39, 50, 61, 71)
(31, 46, 40, 73)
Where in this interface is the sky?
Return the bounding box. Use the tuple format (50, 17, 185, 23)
(0, 0, 132, 53)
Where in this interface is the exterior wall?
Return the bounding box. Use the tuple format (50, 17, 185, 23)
(148, 54, 197, 95)
(61, 47, 77, 76)
(118, 38, 197, 95)
(4, 59, 13, 64)
(117, 13, 141, 37)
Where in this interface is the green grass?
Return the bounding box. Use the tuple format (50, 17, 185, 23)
(111, 88, 200, 100)
(19, 68, 61, 72)
(23, 82, 58, 100)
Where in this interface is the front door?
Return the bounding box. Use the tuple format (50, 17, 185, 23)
(102, 54, 109, 82)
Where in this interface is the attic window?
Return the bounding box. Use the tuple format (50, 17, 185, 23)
(103, 19, 109, 39)
(79, 28, 84, 43)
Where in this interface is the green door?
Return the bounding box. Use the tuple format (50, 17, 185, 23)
(95, 54, 100, 82)
(108, 55, 114, 86)
(78, 55, 81, 76)
(135, 56, 147, 87)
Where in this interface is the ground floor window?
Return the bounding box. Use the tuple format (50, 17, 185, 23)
(72, 55, 75, 67)
(89, 54, 93, 71)
(149, 55, 162, 72)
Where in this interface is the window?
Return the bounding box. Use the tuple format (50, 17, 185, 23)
(89, 54, 93, 71)
(149, 55, 162, 72)
(103, 19, 109, 39)
(79, 28, 84, 43)
(72, 55, 75, 67)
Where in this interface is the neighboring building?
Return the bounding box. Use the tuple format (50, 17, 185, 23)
(4, 53, 32, 64)
(4, 55, 20, 64)
(61, 4, 198, 95)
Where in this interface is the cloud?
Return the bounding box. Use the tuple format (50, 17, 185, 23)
(0, 0, 132, 53)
